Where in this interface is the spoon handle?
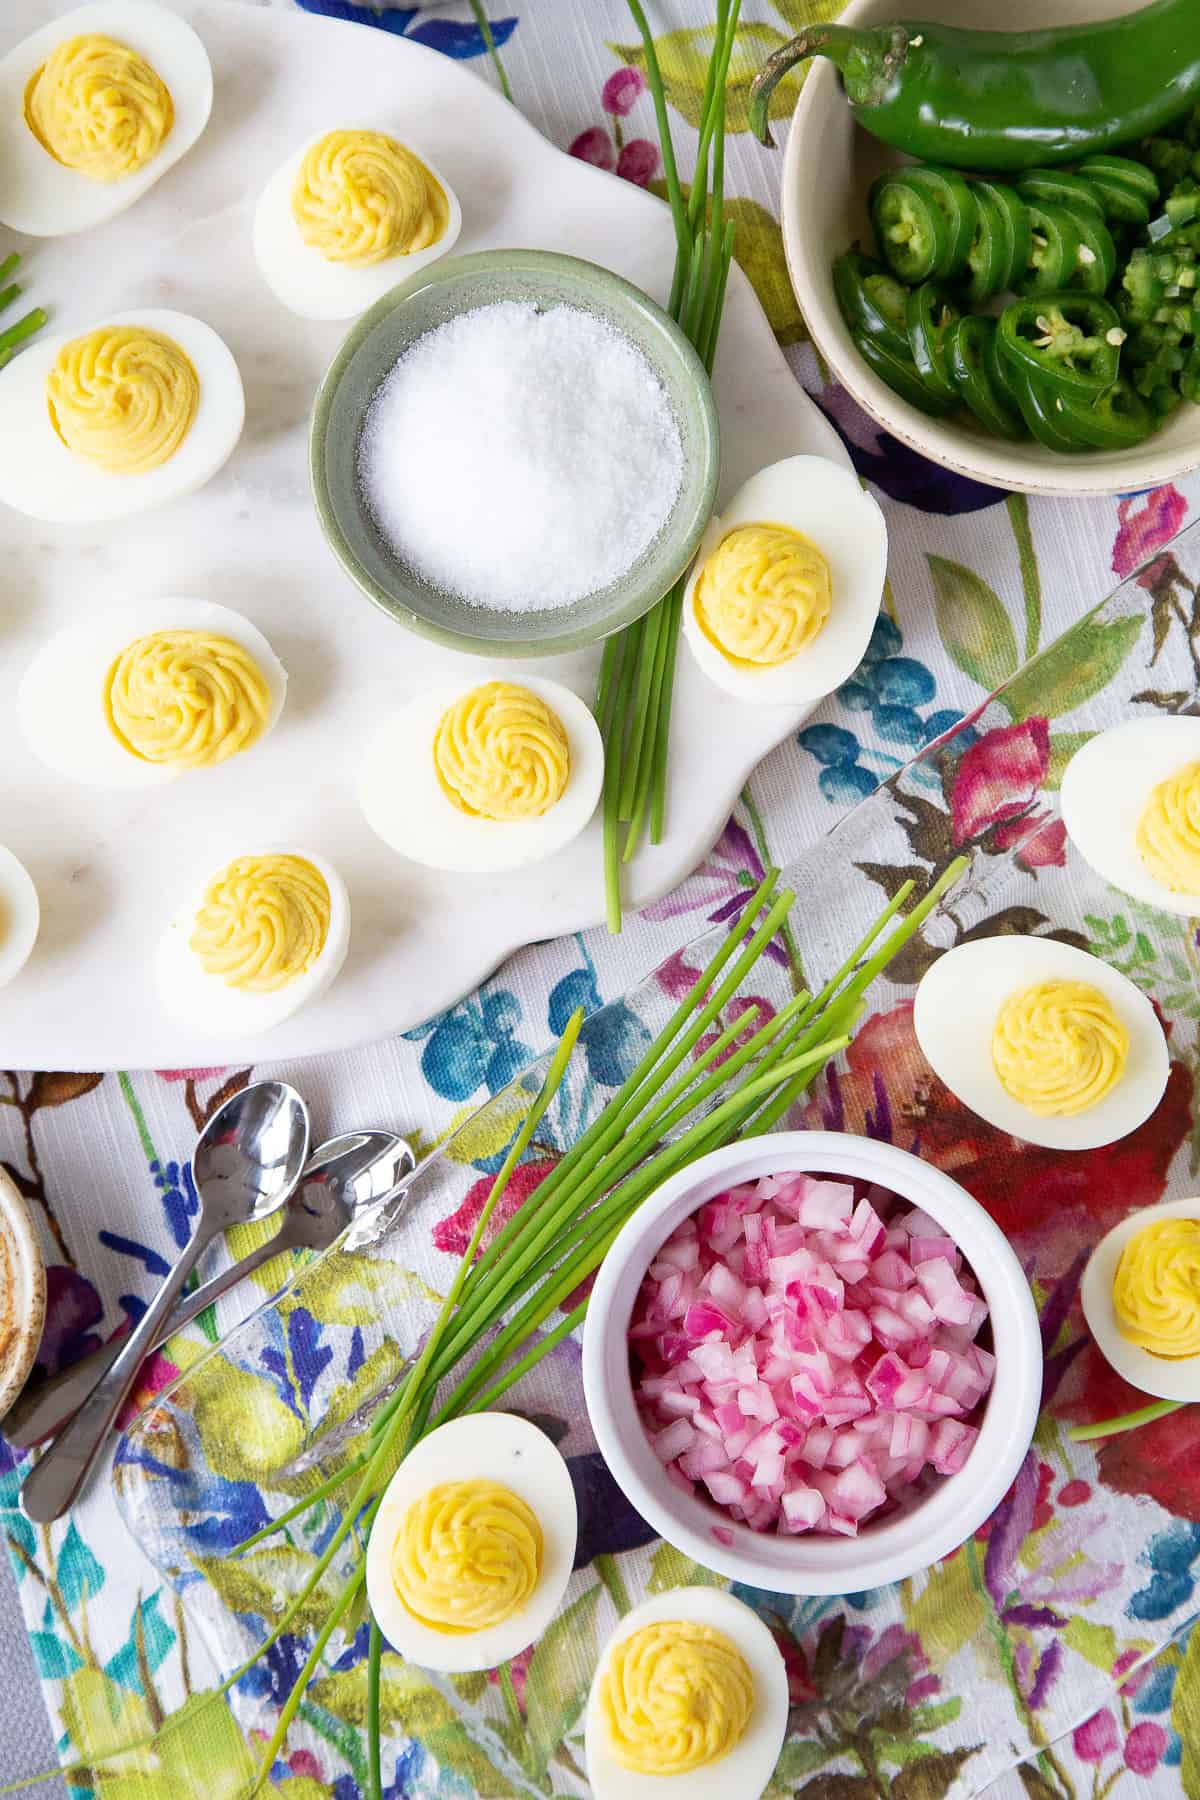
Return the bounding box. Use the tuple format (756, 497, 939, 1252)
(4, 1218, 304, 1451)
(20, 1215, 225, 1522)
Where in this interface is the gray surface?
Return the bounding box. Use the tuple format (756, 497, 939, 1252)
(0, 1552, 68, 1798)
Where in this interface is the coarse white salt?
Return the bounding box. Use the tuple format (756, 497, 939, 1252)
(357, 300, 685, 613)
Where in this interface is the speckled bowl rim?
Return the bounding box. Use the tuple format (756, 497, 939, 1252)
(309, 248, 720, 657)
(0, 1164, 45, 1425)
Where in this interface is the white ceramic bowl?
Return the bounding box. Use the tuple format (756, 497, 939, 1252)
(779, 0, 1200, 496)
(582, 1131, 1041, 1594)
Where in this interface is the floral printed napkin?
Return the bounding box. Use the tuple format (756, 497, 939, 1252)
(2, 4, 1200, 1799)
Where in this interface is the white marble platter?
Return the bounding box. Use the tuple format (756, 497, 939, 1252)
(0, 0, 847, 1070)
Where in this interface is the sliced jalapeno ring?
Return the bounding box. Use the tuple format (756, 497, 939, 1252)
(962, 185, 1009, 304)
(947, 316, 1026, 440)
(1069, 209, 1118, 295)
(997, 292, 1123, 396)
(900, 165, 978, 277)
(1055, 376, 1157, 450)
(1017, 202, 1083, 295)
(870, 170, 951, 283)
(904, 281, 961, 406)
(833, 250, 911, 358)
(1077, 154, 1160, 227)
(968, 179, 1032, 298)
(1018, 169, 1106, 222)
(852, 327, 957, 416)
(1007, 365, 1091, 452)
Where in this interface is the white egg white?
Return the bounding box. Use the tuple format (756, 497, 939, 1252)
(0, 1, 212, 238)
(914, 933, 1169, 1152)
(0, 845, 39, 990)
(19, 598, 286, 788)
(365, 1413, 578, 1674)
(682, 455, 887, 705)
(1082, 1199, 1200, 1403)
(584, 1587, 789, 1800)
(156, 849, 350, 1039)
(359, 675, 604, 875)
(253, 127, 462, 322)
(1061, 716, 1200, 918)
(0, 308, 243, 525)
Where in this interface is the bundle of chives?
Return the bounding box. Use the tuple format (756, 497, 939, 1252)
(218, 856, 967, 1793)
(599, 0, 742, 932)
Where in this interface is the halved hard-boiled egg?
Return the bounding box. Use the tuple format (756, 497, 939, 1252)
(359, 676, 604, 874)
(1061, 716, 1200, 918)
(0, 846, 39, 991)
(253, 125, 461, 321)
(681, 455, 887, 705)
(156, 850, 349, 1038)
(365, 1413, 578, 1674)
(0, 308, 243, 524)
(19, 598, 286, 788)
(1082, 1199, 1200, 1402)
(914, 933, 1169, 1152)
(584, 1587, 789, 1800)
(0, 1, 212, 238)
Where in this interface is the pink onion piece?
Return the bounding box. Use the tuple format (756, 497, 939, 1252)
(630, 1170, 992, 1538)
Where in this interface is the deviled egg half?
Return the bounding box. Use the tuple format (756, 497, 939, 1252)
(0, 0, 213, 237)
(914, 933, 1169, 1152)
(359, 676, 604, 874)
(1082, 1199, 1200, 1404)
(1061, 716, 1200, 918)
(156, 850, 349, 1038)
(584, 1587, 789, 1800)
(0, 847, 39, 991)
(682, 454, 887, 705)
(19, 599, 286, 788)
(254, 124, 461, 320)
(365, 1413, 578, 1673)
(0, 308, 243, 524)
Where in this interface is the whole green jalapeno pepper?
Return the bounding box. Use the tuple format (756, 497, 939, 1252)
(749, 0, 1200, 172)
(997, 293, 1124, 396)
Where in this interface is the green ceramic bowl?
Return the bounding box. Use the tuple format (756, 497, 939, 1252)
(309, 249, 720, 657)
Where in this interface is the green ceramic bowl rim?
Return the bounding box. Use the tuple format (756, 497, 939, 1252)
(309, 248, 720, 658)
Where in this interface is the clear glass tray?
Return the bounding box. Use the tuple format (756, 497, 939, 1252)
(116, 522, 1200, 1800)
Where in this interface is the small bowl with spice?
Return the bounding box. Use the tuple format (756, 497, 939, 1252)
(310, 248, 719, 657)
(0, 1165, 45, 1424)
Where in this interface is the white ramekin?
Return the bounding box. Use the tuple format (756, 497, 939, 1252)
(582, 1131, 1042, 1594)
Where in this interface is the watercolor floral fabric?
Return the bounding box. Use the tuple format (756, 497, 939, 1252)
(3, 4, 1200, 1799)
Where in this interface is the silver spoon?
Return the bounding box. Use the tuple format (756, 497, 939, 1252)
(20, 1080, 310, 1523)
(5, 1129, 413, 1451)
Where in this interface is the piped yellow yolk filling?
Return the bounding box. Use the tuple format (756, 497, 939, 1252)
(292, 129, 449, 267)
(105, 631, 271, 770)
(599, 1620, 755, 1775)
(47, 326, 199, 475)
(1114, 1218, 1200, 1359)
(1137, 761, 1200, 895)
(992, 979, 1128, 1118)
(391, 1480, 542, 1635)
(190, 855, 329, 993)
(695, 522, 832, 668)
(24, 34, 173, 182)
(434, 681, 570, 822)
